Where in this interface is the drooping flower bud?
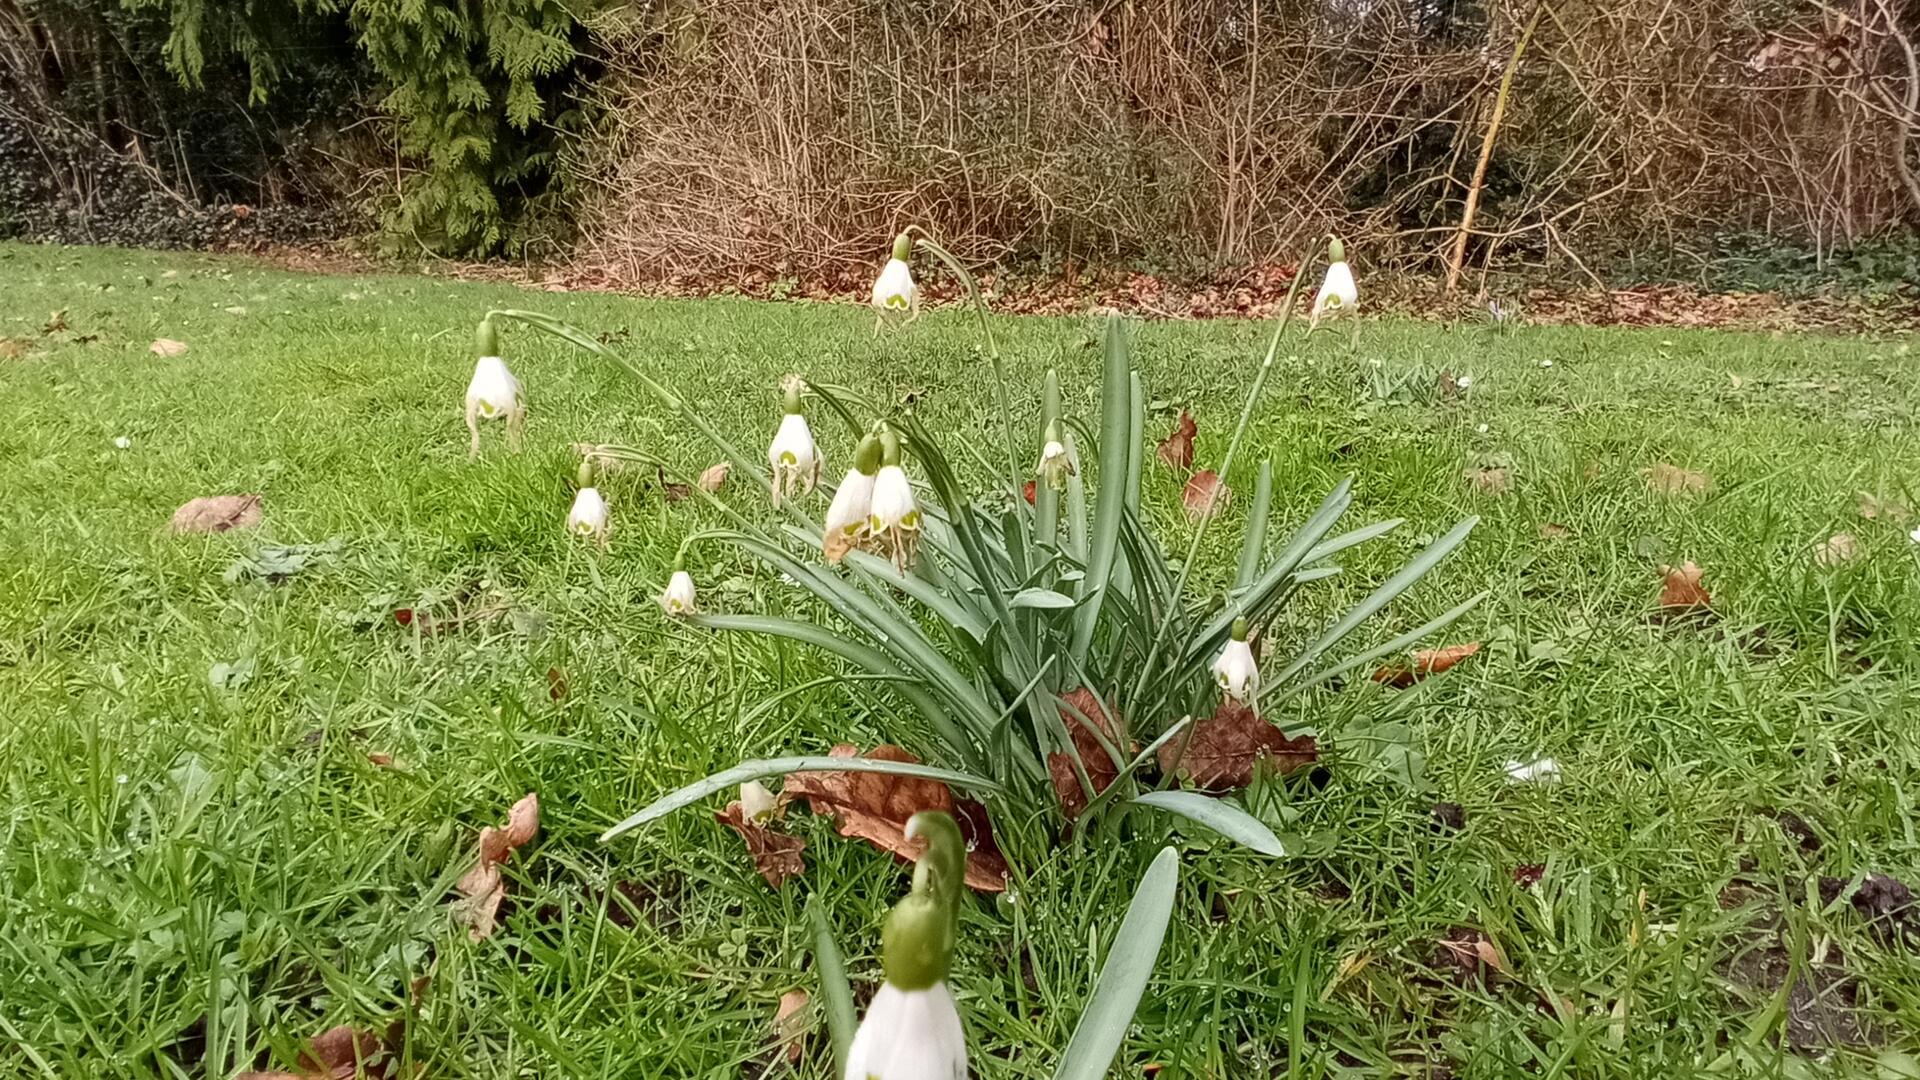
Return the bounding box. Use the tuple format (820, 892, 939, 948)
(824, 433, 884, 563)
(1310, 238, 1358, 329)
(659, 567, 697, 616)
(739, 780, 779, 823)
(870, 233, 918, 319)
(465, 316, 526, 457)
(1211, 617, 1259, 702)
(1035, 418, 1074, 492)
(843, 811, 969, 1080)
(768, 376, 822, 506)
(566, 486, 610, 545)
(867, 428, 921, 573)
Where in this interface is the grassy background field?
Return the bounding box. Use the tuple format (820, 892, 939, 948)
(3, 241, 1920, 1078)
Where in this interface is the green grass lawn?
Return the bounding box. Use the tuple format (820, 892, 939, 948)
(5, 240, 1920, 1078)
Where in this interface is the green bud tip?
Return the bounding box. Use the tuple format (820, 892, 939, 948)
(1044, 417, 1064, 444)
(879, 427, 903, 467)
(890, 232, 913, 263)
(1327, 237, 1346, 264)
(852, 433, 884, 475)
(576, 459, 595, 489)
(476, 317, 500, 358)
(782, 379, 804, 415)
(1231, 616, 1250, 642)
(880, 810, 964, 990)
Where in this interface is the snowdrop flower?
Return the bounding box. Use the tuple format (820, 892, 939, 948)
(1034, 419, 1073, 492)
(824, 434, 883, 564)
(844, 811, 969, 1080)
(659, 568, 697, 617)
(868, 429, 922, 573)
(768, 377, 821, 506)
(870, 233, 919, 325)
(566, 460, 610, 546)
(1310, 238, 1358, 329)
(1504, 757, 1561, 784)
(465, 317, 525, 457)
(739, 781, 779, 823)
(1211, 617, 1259, 702)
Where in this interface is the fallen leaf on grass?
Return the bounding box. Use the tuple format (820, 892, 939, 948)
(1432, 927, 1512, 983)
(1157, 410, 1196, 471)
(1513, 863, 1546, 888)
(169, 494, 263, 533)
(787, 745, 1008, 891)
(1372, 641, 1482, 688)
(42, 309, 68, 335)
(546, 666, 568, 702)
(1858, 491, 1913, 523)
(454, 792, 539, 941)
(1461, 465, 1511, 495)
(150, 338, 189, 357)
(716, 800, 807, 888)
(366, 752, 397, 767)
(1643, 462, 1709, 496)
(1157, 698, 1316, 790)
(0, 338, 27, 360)
(1658, 560, 1712, 611)
(1815, 533, 1861, 567)
(1049, 689, 1123, 820)
(658, 465, 691, 503)
(1537, 522, 1574, 540)
(773, 989, 810, 1065)
(698, 462, 730, 492)
(236, 1023, 393, 1080)
(1183, 470, 1230, 520)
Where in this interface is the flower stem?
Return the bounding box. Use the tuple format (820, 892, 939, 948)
(1124, 238, 1322, 712)
(909, 230, 1022, 495)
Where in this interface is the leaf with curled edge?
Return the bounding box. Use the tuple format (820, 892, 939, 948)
(1183, 470, 1230, 520)
(453, 792, 539, 940)
(1373, 642, 1482, 688)
(1157, 409, 1196, 471)
(786, 745, 1008, 891)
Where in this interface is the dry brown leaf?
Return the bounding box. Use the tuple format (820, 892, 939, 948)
(1157, 698, 1316, 790)
(235, 1023, 391, 1080)
(1157, 410, 1196, 471)
(1462, 465, 1511, 495)
(1858, 491, 1914, 524)
(366, 752, 396, 768)
(168, 494, 263, 534)
(546, 666, 569, 702)
(787, 745, 1008, 891)
(0, 338, 26, 360)
(1183, 470, 1230, 520)
(1538, 522, 1574, 540)
(658, 465, 692, 503)
(43, 309, 68, 335)
(454, 792, 539, 940)
(1814, 533, 1860, 567)
(698, 461, 730, 492)
(1658, 561, 1712, 611)
(716, 800, 807, 888)
(1372, 641, 1483, 688)
(1432, 927, 1511, 984)
(1048, 688, 1123, 820)
(1643, 462, 1709, 496)
(773, 989, 810, 1065)
(149, 338, 189, 357)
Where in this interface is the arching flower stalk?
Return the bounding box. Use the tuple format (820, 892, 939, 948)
(844, 811, 969, 1080)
